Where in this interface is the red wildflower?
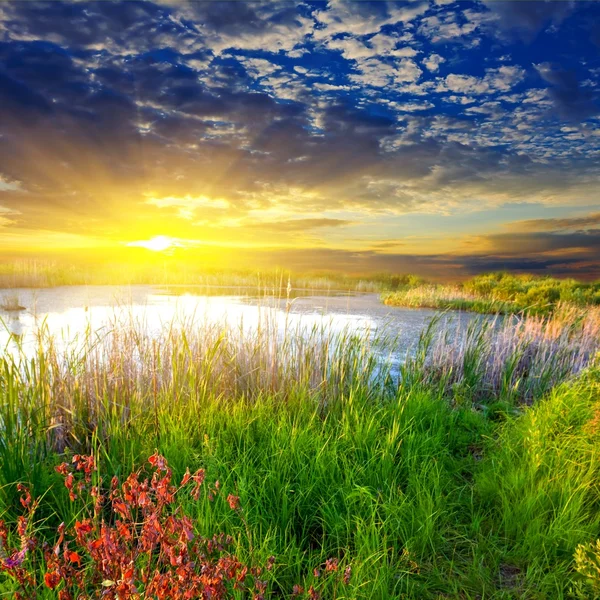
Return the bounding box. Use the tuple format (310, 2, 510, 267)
(180, 469, 191, 486)
(308, 585, 321, 599)
(44, 569, 61, 589)
(74, 520, 93, 536)
(325, 557, 339, 572)
(227, 494, 241, 511)
(16, 484, 31, 510)
(148, 452, 169, 472)
(55, 463, 69, 476)
(343, 565, 352, 585)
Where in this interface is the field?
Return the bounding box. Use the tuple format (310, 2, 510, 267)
(1, 302, 600, 598)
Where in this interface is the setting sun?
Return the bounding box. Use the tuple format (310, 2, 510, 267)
(127, 236, 177, 252)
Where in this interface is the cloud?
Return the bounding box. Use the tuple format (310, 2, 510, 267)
(422, 53, 445, 73)
(470, 229, 600, 257)
(350, 58, 422, 88)
(481, 0, 574, 42)
(507, 212, 600, 232)
(419, 12, 480, 44)
(246, 218, 354, 232)
(314, 1, 428, 40)
(0, 175, 23, 193)
(438, 65, 525, 96)
(145, 195, 230, 220)
(235, 245, 600, 280)
(534, 62, 600, 121)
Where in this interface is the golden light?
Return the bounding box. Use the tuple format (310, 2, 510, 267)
(127, 235, 176, 252)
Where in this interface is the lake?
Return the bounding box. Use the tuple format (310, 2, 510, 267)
(0, 285, 488, 362)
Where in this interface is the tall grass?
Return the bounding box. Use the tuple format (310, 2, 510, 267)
(1, 305, 600, 597)
(0, 259, 396, 293)
(383, 272, 600, 316)
(405, 304, 600, 404)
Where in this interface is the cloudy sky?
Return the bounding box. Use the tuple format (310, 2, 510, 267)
(0, 0, 599, 277)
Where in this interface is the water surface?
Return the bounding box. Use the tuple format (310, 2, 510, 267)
(0, 285, 487, 360)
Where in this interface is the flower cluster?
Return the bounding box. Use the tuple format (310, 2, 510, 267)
(0, 453, 352, 598)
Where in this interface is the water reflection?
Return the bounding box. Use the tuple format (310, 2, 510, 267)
(6, 311, 24, 347)
(0, 285, 484, 362)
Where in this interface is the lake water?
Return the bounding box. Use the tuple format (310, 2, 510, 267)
(0, 285, 486, 361)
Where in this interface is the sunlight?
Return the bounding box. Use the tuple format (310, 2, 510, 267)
(126, 235, 176, 252)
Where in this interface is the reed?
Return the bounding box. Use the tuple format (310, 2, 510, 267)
(0, 293, 25, 312)
(403, 304, 600, 404)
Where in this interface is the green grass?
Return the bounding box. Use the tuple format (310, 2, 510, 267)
(1, 311, 600, 597)
(383, 273, 600, 316)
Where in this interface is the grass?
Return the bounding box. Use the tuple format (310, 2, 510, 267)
(0, 304, 600, 597)
(383, 273, 600, 316)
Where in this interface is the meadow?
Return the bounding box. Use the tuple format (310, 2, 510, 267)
(383, 273, 600, 316)
(1, 300, 600, 598)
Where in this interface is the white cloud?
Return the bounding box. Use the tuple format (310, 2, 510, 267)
(465, 101, 504, 119)
(314, 2, 429, 40)
(236, 57, 281, 79)
(326, 36, 374, 60)
(438, 65, 525, 95)
(419, 14, 478, 43)
(325, 31, 420, 64)
(422, 53, 445, 73)
(389, 101, 435, 112)
(0, 175, 23, 193)
(443, 95, 477, 105)
(313, 82, 352, 92)
(350, 58, 422, 88)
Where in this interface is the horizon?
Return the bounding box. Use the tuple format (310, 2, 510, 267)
(0, 1, 599, 278)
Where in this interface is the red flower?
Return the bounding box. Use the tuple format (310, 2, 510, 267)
(148, 452, 168, 472)
(44, 570, 61, 589)
(74, 520, 93, 535)
(16, 484, 31, 510)
(227, 494, 241, 511)
(343, 565, 352, 585)
(325, 557, 339, 572)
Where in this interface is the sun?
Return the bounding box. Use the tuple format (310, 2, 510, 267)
(127, 235, 176, 252)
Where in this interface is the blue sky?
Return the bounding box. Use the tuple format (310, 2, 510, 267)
(0, 1, 599, 277)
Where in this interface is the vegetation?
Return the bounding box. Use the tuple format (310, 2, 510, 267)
(0, 293, 25, 312)
(383, 272, 600, 315)
(0, 259, 399, 293)
(0, 306, 600, 598)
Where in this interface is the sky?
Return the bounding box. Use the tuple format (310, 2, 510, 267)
(0, 0, 599, 278)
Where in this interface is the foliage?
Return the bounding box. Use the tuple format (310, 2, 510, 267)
(574, 539, 600, 597)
